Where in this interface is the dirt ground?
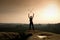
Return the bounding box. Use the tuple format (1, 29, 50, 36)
(26, 30, 60, 40)
(0, 30, 60, 40)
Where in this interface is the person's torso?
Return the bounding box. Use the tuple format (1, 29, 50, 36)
(29, 16, 33, 22)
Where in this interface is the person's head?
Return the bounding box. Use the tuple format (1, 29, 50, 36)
(29, 16, 33, 18)
(28, 13, 34, 18)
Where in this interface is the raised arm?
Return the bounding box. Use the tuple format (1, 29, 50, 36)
(33, 13, 34, 17)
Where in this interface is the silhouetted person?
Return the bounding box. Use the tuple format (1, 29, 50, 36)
(28, 13, 34, 30)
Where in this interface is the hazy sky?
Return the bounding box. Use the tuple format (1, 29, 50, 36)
(0, 0, 60, 24)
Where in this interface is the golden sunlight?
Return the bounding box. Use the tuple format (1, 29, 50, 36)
(41, 3, 58, 21)
(33, 3, 59, 24)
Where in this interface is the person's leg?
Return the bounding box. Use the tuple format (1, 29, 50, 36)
(32, 22, 34, 30)
(29, 23, 31, 30)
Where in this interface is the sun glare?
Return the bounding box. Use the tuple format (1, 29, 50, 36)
(41, 4, 58, 21)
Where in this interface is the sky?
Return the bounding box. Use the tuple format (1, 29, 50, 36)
(0, 0, 60, 24)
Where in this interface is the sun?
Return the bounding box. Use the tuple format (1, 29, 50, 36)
(42, 4, 58, 21)
(33, 3, 58, 24)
